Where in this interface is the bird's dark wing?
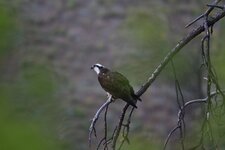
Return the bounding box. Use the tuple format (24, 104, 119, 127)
(110, 71, 130, 86)
(98, 71, 137, 108)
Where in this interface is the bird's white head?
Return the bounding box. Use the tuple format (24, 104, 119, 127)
(91, 63, 104, 75)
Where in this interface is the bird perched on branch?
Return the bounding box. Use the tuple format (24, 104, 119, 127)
(91, 63, 141, 108)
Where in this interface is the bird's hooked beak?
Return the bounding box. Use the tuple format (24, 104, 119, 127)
(91, 65, 94, 70)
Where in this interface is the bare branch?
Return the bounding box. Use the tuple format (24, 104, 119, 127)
(136, 10, 225, 97)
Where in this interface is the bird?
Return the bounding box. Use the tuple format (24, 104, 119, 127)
(91, 63, 141, 108)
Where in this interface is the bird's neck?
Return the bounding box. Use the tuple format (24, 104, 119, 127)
(100, 68, 109, 75)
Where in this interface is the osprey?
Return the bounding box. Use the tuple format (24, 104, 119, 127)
(91, 63, 141, 108)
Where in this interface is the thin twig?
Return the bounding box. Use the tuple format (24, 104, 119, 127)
(164, 90, 224, 150)
(163, 126, 180, 150)
(171, 60, 186, 149)
(164, 100, 205, 150)
(207, 4, 225, 10)
(112, 104, 130, 150)
(185, 0, 222, 28)
(96, 105, 110, 150)
(104, 103, 109, 150)
(89, 96, 113, 147)
(103, 126, 118, 146)
(97, 138, 105, 150)
(118, 107, 135, 150)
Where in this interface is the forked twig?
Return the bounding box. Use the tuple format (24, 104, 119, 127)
(97, 103, 110, 150)
(103, 126, 118, 146)
(171, 60, 185, 150)
(185, 0, 222, 28)
(207, 4, 225, 10)
(89, 96, 113, 147)
(112, 104, 130, 150)
(118, 107, 135, 150)
(164, 90, 225, 150)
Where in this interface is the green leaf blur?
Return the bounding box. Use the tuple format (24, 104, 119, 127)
(121, 136, 160, 150)
(0, 4, 64, 150)
(0, 4, 19, 59)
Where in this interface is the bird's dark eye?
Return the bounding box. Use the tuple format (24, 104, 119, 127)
(94, 65, 103, 69)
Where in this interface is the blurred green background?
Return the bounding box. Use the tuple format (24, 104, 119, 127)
(0, 0, 224, 150)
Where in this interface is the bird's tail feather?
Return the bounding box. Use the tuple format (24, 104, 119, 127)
(130, 102, 137, 108)
(133, 94, 142, 101)
(124, 94, 141, 108)
(123, 100, 137, 108)
(126, 94, 141, 109)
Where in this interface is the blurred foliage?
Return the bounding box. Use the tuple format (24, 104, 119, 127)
(121, 136, 160, 150)
(212, 19, 225, 86)
(123, 9, 168, 50)
(0, 3, 67, 150)
(0, 3, 21, 60)
(209, 106, 225, 148)
(73, 106, 86, 118)
(66, 0, 77, 9)
(0, 114, 61, 150)
(184, 104, 225, 149)
(118, 9, 169, 84)
(0, 62, 65, 150)
(12, 62, 59, 121)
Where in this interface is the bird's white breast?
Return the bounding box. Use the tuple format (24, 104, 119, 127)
(94, 67, 100, 74)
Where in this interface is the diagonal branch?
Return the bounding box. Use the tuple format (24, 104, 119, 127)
(136, 10, 225, 97)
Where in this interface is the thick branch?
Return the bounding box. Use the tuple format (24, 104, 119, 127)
(136, 10, 225, 97)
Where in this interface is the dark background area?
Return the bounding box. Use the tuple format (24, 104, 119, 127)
(0, 0, 225, 150)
